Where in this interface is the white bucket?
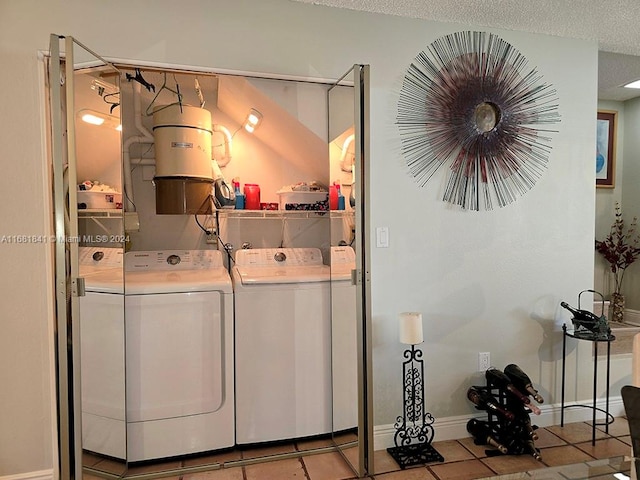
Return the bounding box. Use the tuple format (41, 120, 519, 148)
(153, 104, 213, 180)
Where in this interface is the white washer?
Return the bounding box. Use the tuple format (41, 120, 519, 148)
(330, 246, 358, 432)
(232, 247, 331, 444)
(80, 249, 234, 462)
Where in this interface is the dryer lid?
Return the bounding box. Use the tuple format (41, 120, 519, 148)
(83, 268, 124, 293)
(124, 269, 232, 294)
(79, 247, 123, 276)
(84, 250, 233, 294)
(330, 246, 355, 280)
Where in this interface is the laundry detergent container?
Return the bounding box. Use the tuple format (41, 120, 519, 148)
(153, 104, 213, 214)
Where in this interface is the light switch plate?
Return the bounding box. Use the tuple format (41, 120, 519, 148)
(478, 352, 490, 372)
(376, 227, 389, 248)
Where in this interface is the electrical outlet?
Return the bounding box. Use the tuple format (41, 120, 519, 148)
(478, 352, 490, 372)
(205, 229, 217, 244)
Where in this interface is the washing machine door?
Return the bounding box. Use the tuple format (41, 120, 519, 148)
(125, 291, 224, 421)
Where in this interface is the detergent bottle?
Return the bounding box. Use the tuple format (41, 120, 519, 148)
(336, 182, 345, 210)
(349, 166, 356, 208)
(233, 178, 245, 210)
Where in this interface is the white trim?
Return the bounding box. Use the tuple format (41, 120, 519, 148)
(39, 48, 346, 86)
(374, 396, 625, 451)
(622, 309, 640, 325)
(38, 50, 60, 480)
(109, 57, 340, 85)
(593, 301, 640, 326)
(0, 470, 54, 480)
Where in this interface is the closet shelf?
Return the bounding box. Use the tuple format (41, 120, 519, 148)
(77, 209, 123, 219)
(216, 210, 354, 219)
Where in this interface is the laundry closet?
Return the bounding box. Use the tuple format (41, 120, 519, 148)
(49, 37, 371, 479)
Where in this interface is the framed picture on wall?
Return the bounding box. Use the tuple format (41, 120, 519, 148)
(596, 110, 617, 188)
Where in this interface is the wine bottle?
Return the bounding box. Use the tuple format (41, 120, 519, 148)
(560, 302, 600, 325)
(467, 386, 515, 421)
(521, 417, 539, 441)
(466, 419, 508, 454)
(504, 364, 544, 404)
(510, 414, 539, 441)
(523, 439, 542, 461)
(485, 368, 541, 415)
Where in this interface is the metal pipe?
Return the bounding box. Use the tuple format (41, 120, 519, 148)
(122, 81, 154, 211)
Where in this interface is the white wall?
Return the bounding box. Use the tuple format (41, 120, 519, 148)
(595, 100, 624, 299)
(595, 98, 640, 310)
(0, 0, 615, 476)
(620, 97, 640, 309)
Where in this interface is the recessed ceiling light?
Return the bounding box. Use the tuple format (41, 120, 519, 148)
(623, 79, 640, 89)
(81, 113, 105, 126)
(78, 109, 121, 130)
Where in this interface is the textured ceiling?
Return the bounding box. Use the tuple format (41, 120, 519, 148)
(292, 0, 640, 101)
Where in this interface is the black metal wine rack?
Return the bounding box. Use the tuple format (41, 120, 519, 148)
(470, 377, 541, 459)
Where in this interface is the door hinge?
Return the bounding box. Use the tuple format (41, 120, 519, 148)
(72, 277, 86, 297)
(351, 269, 362, 286)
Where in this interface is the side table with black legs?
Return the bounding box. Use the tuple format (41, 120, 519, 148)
(560, 323, 615, 446)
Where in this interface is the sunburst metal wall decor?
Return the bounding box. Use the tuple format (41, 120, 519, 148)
(397, 31, 561, 211)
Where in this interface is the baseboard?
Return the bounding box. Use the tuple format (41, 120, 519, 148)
(374, 396, 625, 451)
(0, 470, 53, 480)
(593, 302, 640, 326)
(622, 308, 640, 326)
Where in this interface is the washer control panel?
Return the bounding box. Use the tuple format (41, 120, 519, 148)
(235, 248, 324, 267)
(125, 250, 223, 271)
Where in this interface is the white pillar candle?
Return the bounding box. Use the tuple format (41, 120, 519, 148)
(399, 312, 423, 345)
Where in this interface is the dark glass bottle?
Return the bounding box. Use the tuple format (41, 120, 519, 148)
(504, 364, 544, 404)
(485, 368, 541, 415)
(467, 386, 515, 421)
(466, 419, 508, 454)
(523, 439, 542, 460)
(521, 416, 539, 441)
(560, 301, 601, 324)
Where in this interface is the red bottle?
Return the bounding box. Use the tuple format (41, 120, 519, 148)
(329, 185, 338, 210)
(244, 184, 260, 210)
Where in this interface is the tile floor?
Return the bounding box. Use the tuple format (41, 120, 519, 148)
(83, 418, 634, 480)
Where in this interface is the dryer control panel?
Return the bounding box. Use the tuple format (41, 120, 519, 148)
(79, 246, 124, 268)
(125, 250, 223, 271)
(235, 248, 324, 267)
(330, 246, 355, 266)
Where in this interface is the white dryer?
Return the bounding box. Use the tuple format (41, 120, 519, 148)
(124, 250, 234, 461)
(232, 247, 331, 444)
(79, 249, 235, 462)
(79, 247, 126, 459)
(79, 246, 124, 276)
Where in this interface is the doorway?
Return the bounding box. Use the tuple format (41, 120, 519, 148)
(48, 35, 373, 478)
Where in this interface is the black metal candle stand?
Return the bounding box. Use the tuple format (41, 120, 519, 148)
(387, 345, 444, 469)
